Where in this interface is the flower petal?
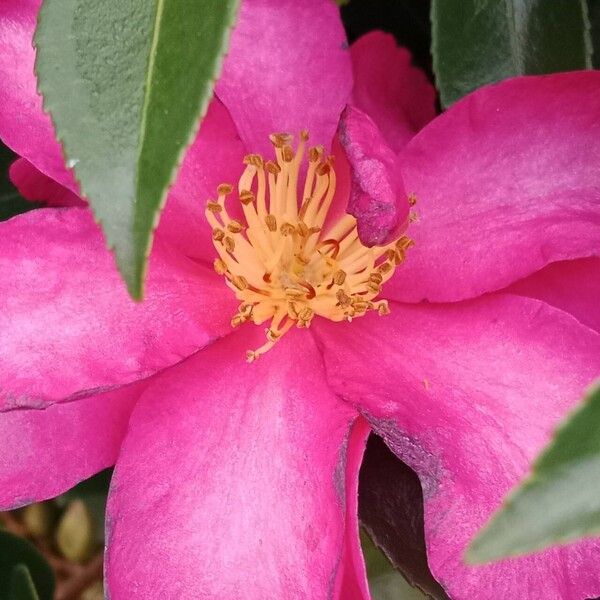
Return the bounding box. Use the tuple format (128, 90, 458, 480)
(0, 0, 77, 192)
(339, 105, 409, 246)
(106, 327, 362, 600)
(0, 207, 236, 410)
(388, 72, 600, 303)
(215, 0, 353, 155)
(0, 381, 144, 510)
(507, 257, 600, 335)
(313, 294, 600, 600)
(9, 158, 84, 207)
(350, 32, 436, 153)
(338, 416, 371, 600)
(156, 98, 247, 261)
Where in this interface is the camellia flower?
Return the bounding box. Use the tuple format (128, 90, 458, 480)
(1, 0, 600, 599)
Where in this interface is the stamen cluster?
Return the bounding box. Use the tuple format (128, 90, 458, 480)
(205, 132, 413, 361)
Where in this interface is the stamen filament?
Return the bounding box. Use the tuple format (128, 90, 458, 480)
(206, 131, 414, 360)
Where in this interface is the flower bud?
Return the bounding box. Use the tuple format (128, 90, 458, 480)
(55, 500, 95, 563)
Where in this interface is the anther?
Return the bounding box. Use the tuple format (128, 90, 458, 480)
(298, 307, 314, 322)
(227, 220, 245, 234)
(265, 214, 277, 232)
(239, 190, 255, 205)
(269, 132, 293, 148)
(214, 258, 228, 275)
(231, 315, 246, 327)
(297, 222, 309, 237)
(212, 228, 225, 242)
(408, 193, 417, 206)
(224, 236, 235, 253)
(316, 161, 331, 176)
(217, 183, 233, 195)
(308, 146, 323, 162)
(280, 222, 295, 236)
(207, 201, 222, 213)
(336, 289, 351, 308)
(282, 145, 294, 162)
(265, 160, 281, 174)
(243, 153, 264, 168)
(377, 302, 391, 316)
(333, 270, 346, 285)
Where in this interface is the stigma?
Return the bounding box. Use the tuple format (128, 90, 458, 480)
(205, 131, 414, 362)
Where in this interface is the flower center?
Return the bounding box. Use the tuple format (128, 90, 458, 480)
(206, 131, 414, 362)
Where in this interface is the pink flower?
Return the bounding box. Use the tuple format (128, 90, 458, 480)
(1, 1, 600, 598)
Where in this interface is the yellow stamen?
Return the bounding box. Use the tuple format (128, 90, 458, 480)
(206, 131, 414, 360)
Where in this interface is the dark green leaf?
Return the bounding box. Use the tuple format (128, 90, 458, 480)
(0, 531, 54, 600)
(35, 0, 240, 298)
(468, 380, 600, 563)
(0, 143, 39, 222)
(431, 0, 592, 107)
(361, 530, 429, 600)
(9, 565, 39, 600)
(590, 0, 600, 68)
(359, 436, 448, 599)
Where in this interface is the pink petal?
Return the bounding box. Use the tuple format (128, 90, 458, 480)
(388, 72, 600, 303)
(106, 327, 363, 600)
(215, 0, 353, 156)
(9, 158, 84, 207)
(0, 207, 236, 410)
(313, 294, 600, 599)
(350, 32, 436, 153)
(507, 257, 600, 335)
(337, 416, 371, 600)
(0, 0, 78, 192)
(0, 380, 144, 510)
(339, 105, 409, 246)
(156, 98, 247, 261)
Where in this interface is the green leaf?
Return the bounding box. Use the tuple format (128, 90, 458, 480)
(9, 565, 39, 600)
(0, 531, 54, 600)
(431, 0, 592, 107)
(35, 0, 240, 298)
(361, 530, 428, 600)
(0, 143, 40, 222)
(590, 0, 600, 68)
(468, 380, 600, 563)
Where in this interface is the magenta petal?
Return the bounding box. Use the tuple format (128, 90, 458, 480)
(10, 158, 84, 207)
(0, 381, 144, 510)
(0, 208, 236, 409)
(339, 106, 409, 246)
(215, 0, 352, 155)
(313, 295, 600, 600)
(0, 0, 77, 193)
(156, 98, 246, 260)
(337, 416, 371, 600)
(106, 328, 362, 600)
(351, 32, 436, 153)
(389, 72, 600, 303)
(507, 257, 600, 334)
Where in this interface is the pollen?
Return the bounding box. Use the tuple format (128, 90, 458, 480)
(205, 132, 414, 361)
